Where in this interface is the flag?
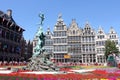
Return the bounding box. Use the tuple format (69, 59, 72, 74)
(64, 54, 71, 58)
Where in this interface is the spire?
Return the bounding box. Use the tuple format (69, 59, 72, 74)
(97, 26, 104, 34)
(86, 20, 89, 25)
(47, 27, 50, 31)
(109, 26, 116, 34)
(70, 18, 78, 28)
(71, 19, 77, 24)
(98, 26, 103, 31)
(46, 26, 51, 35)
(84, 20, 91, 30)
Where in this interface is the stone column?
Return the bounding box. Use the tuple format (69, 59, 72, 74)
(81, 55, 83, 63)
(91, 54, 93, 63)
(85, 55, 87, 64)
(88, 55, 90, 63)
(95, 54, 98, 63)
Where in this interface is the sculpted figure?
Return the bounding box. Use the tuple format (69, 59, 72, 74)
(39, 13, 45, 25)
(33, 13, 45, 57)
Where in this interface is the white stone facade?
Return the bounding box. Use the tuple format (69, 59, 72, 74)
(95, 27, 119, 64)
(33, 14, 119, 64)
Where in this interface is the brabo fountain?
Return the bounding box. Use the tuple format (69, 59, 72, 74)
(25, 13, 59, 71)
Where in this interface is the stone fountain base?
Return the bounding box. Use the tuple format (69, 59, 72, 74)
(25, 53, 59, 71)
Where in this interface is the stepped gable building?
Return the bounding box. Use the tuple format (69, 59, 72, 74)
(95, 27, 119, 63)
(44, 14, 97, 63)
(0, 9, 25, 62)
(67, 19, 82, 63)
(44, 27, 53, 54)
(108, 27, 119, 45)
(95, 26, 107, 63)
(53, 14, 68, 62)
(81, 21, 96, 64)
(34, 14, 119, 64)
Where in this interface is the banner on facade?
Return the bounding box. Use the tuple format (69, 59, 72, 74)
(64, 54, 71, 58)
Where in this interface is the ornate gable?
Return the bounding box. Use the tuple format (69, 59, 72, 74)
(97, 26, 105, 35)
(108, 27, 118, 39)
(82, 21, 95, 35)
(84, 21, 91, 30)
(45, 27, 53, 39)
(67, 19, 82, 36)
(109, 27, 116, 34)
(96, 26, 107, 40)
(54, 13, 67, 31)
(46, 27, 52, 35)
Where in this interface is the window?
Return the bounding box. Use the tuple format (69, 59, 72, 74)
(62, 31, 66, 36)
(54, 32, 57, 37)
(47, 32, 49, 35)
(97, 36, 99, 39)
(2, 29, 5, 38)
(73, 30, 75, 34)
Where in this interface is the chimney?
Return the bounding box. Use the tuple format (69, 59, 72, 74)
(7, 9, 12, 17)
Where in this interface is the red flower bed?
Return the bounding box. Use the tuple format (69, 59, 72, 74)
(0, 69, 120, 79)
(60, 67, 71, 72)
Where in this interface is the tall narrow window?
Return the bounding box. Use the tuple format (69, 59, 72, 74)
(0, 28, 2, 37)
(73, 30, 75, 35)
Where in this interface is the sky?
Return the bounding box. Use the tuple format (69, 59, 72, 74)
(0, 0, 120, 41)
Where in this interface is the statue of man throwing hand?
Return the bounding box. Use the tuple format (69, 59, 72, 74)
(39, 13, 45, 25)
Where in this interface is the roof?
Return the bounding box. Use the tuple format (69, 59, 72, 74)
(0, 10, 25, 31)
(0, 10, 16, 24)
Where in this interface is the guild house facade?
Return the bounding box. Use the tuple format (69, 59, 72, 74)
(33, 14, 119, 64)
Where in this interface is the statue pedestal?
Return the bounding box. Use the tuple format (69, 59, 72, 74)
(25, 53, 59, 71)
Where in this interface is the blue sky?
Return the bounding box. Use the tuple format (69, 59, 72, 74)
(0, 0, 120, 41)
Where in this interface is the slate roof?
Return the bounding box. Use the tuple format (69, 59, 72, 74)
(0, 10, 16, 24)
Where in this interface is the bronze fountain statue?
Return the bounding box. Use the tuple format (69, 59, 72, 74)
(25, 13, 59, 71)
